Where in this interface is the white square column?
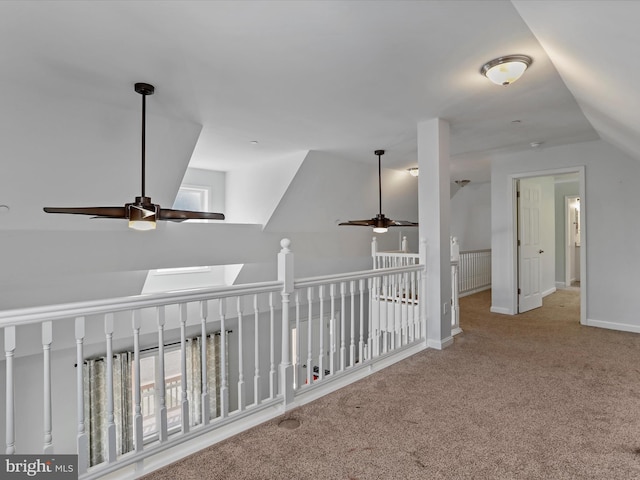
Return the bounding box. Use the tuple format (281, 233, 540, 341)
(418, 118, 453, 349)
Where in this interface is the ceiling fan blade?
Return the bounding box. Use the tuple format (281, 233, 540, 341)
(158, 208, 225, 222)
(339, 220, 375, 226)
(389, 220, 419, 227)
(43, 206, 127, 218)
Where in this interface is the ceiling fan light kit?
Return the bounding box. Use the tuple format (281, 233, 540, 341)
(481, 54, 532, 86)
(43, 83, 225, 230)
(339, 149, 418, 233)
(372, 213, 390, 234)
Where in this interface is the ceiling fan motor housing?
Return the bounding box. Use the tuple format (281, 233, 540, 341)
(374, 213, 389, 228)
(126, 196, 158, 221)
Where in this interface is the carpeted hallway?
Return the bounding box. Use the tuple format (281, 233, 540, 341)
(142, 289, 640, 479)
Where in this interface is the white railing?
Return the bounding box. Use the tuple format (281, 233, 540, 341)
(0, 238, 426, 479)
(458, 249, 492, 296)
(371, 236, 420, 269)
(451, 238, 491, 333)
(372, 236, 460, 335)
(372, 237, 491, 336)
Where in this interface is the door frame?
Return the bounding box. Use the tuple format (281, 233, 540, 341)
(508, 166, 586, 324)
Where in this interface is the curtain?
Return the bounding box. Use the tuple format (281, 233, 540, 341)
(185, 333, 228, 426)
(84, 358, 105, 467)
(113, 352, 133, 456)
(83, 352, 134, 466)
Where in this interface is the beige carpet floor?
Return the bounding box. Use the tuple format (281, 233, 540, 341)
(142, 289, 640, 479)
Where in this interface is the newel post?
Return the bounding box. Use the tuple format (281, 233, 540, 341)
(278, 238, 295, 406)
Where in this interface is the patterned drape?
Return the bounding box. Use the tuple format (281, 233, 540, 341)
(83, 333, 228, 465)
(113, 352, 133, 456)
(185, 333, 228, 425)
(83, 352, 133, 466)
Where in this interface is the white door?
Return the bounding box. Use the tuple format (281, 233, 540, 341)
(518, 178, 543, 312)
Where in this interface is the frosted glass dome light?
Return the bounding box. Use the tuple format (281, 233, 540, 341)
(481, 55, 532, 86)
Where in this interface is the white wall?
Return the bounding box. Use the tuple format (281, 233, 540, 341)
(0, 223, 271, 309)
(141, 266, 230, 293)
(225, 152, 306, 225)
(450, 181, 491, 251)
(491, 139, 640, 332)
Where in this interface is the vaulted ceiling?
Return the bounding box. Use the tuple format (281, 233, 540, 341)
(0, 1, 636, 199)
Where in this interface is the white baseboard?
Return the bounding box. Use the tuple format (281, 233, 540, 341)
(451, 327, 463, 336)
(585, 318, 640, 334)
(555, 281, 566, 289)
(427, 336, 454, 350)
(459, 285, 491, 298)
(490, 306, 512, 315)
(542, 287, 556, 298)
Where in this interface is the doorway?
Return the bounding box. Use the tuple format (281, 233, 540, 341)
(512, 168, 585, 323)
(565, 196, 581, 288)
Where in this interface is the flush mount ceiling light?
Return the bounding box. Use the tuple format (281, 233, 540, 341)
(339, 150, 418, 234)
(407, 167, 419, 177)
(481, 55, 532, 86)
(44, 83, 225, 230)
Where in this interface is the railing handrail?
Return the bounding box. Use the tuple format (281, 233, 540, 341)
(373, 251, 420, 258)
(460, 248, 491, 254)
(0, 280, 284, 328)
(295, 264, 424, 289)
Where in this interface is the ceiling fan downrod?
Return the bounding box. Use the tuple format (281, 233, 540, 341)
(134, 82, 155, 199)
(375, 149, 384, 216)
